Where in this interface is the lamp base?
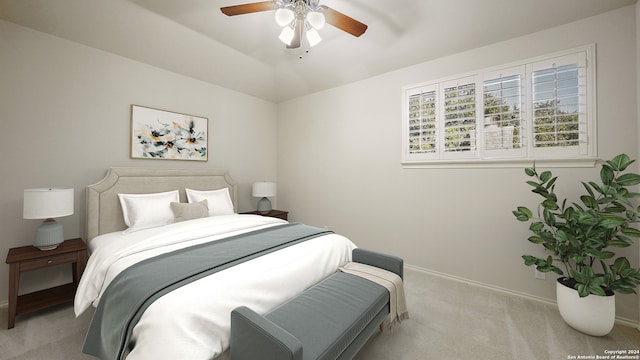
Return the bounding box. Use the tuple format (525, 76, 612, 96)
(257, 197, 272, 214)
(34, 219, 64, 251)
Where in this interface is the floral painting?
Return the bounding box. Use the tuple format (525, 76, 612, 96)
(130, 105, 208, 161)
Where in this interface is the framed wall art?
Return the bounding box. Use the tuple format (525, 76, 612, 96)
(130, 105, 208, 161)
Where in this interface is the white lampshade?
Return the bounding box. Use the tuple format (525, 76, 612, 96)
(279, 26, 295, 45)
(23, 188, 74, 219)
(23, 188, 74, 251)
(252, 182, 277, 198)
(306, 11, 325, 30)
(306, 28, 322, 47)
(275, 8, 295, 27)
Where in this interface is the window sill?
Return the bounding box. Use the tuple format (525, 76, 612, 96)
(401, 157, 599, 169)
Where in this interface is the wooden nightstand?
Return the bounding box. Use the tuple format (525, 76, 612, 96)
(5, 238, 87, 329)
(241, 210, 288, 221)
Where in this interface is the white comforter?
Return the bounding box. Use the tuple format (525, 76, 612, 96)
(75, 214, 356, 360)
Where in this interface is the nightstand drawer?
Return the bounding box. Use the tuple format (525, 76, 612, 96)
(19, 252, 78, 272)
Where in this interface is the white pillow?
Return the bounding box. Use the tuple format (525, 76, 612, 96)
(185, 188, 234, 216)
(118, 190, 179, 233)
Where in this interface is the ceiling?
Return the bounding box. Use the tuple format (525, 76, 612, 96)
(1, 0, 637, 102)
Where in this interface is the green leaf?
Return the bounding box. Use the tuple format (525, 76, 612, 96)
(608, 153, 633, 171)
(532, 186, 549, 197)
(607, 238, 632, 247)
(543, 208, 556, 226)
(621, 227, 640, 237)
(546, 255, 553, 265)
(563, 206, 574, 220)
(517, 207, 532, 218)
(589, 283, 606, 296)
(610, 257, 631, 275)
(542, 198, 558, 210)
(588, 182, 603, 195)
(576, 212, 598, 226)
(574, 256, 586, 265)
(555, 229, 568, 242)
(570, 269, 585, 283)
(577, 284, 590, 297)
(526, 180, 539, 188)
(585, 248, 605, 259)
(581, 181, 595, 198)
(580, 195, 598, 209)
(604, 204, 625, 213)
(540, 171, 552, 182)
(546, 176, 557, 189)
(600, 164, 614, 186)
(600, 217, 626, 229)
(513, 211, 529, 222)
(626, 192, 640, 199)
(529, 222, 544, 232)
(525, 167, 536, 176)
(616, 173, 640, 187)
(522, 255, 537, 266)
(599, 251, 615, 259)
(527, 236, 544, 244)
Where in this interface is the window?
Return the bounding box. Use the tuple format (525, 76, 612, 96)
(442, 77, 477, 158)
(402, 45, 595, 167)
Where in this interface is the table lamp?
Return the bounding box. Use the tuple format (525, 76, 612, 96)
(23, 188, 74, 250)
(252, 182, 276, 214)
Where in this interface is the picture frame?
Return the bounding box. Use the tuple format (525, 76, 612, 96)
(130, 105, 208, 161)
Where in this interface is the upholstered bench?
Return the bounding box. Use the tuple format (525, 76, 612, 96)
(230, 248, 404, 360)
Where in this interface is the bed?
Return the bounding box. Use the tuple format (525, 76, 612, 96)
(75, 168, 356, 360)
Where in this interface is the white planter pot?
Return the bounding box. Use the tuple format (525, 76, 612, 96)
(556, 279, 615, 336)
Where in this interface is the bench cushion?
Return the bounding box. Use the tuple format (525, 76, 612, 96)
(265, 272, 388, 360)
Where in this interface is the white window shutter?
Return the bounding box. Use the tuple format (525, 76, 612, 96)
(440, 76, 478, 160)
(403, 84, 439, 162)
(481, 66, 526, 159)
(528, 51, 588, 158)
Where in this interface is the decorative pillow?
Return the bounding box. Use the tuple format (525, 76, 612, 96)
(170, 200, 209, 222)
(118, 190, 179, 233)
(185, 188, 234, 216)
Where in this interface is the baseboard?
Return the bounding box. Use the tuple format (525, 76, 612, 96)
(404, 264, 640, 330)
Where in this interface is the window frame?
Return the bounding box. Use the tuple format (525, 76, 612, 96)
(401, 44, 597, 169)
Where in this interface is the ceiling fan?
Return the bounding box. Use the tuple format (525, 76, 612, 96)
(220, 0, 368, 49)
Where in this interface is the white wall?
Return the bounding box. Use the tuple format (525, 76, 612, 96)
(0, 20, 278, 303)
(278, 6, 640, 322)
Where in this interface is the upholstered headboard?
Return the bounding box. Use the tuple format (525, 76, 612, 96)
(86, 167, 238, 241)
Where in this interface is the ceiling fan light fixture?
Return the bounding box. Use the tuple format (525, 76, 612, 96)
(274, 7, 295, 27)
(306, 11, 325, 30)
(278, 25, 295, 45)
(220, 0, 368, 51)
(306, 27, 322, 47)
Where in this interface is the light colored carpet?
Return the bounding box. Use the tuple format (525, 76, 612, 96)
(0, 268, 638, 360)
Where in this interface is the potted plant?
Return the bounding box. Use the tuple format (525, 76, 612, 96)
(512, 153, 640, 336)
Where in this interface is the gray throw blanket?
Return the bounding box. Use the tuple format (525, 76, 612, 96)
(83, 223, 332, 360)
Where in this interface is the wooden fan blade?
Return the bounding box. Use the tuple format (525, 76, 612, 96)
(220, 1, 277, 16)
(321, 6, 368, 37)
(286, 19, 303, 49)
